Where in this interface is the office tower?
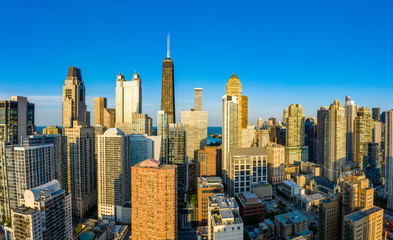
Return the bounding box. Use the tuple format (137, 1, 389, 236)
(161, 34, 176, 124)
(197, 177, 224, 226)
(317, 106, 329, 166)
(62, 66, 86, 128)
(194, 88, 203, 111)
(197, 146, 220, 177)
(373, 121, 382, 143)
(343, 207, 383, 240)
(168, 123, 187, 203)
(21, 134, 68, 192)
(305, 117, 317, 163)
(181, 110, 208, 161)
(115, 72, 142, 123)
(258, 129, 270, 148)
(285, 104, 306, 164)
(43, 126, 61, 135)
(64, 122, 96, 218)
(86, 111, 91, 126)
(364, 142, 382, 187)
(0, 96, 35, 144)
(131, 159, 177, 240)
(256, 118, 263, 131)
(97, 128, 130, 221)
(17, 180, 72, 239)
(129, 134, 161, 166)
(157, 110, 169, 164)
(132, 113, 152, 135)
(103, 108, 116, 128)
(222, 95, 239, 183)
(385, 110, 393, 208)
(0, 140, 56, 221)
(268, 117, 276, 126)
(324, 100, 346, 182)
(381, 111, 386, 124)
(93, 97, 107, 126)
(208, 193, 243, 240)
(344, 96, 358, 162)
(283, 108, 288, 124)
(226, 74, 248, 146)
(318, 195, 342, 240)
(241, 124, 256, 148)
(353, 107, 373, 169)
(266, 144, 286, 185)
(10, 207, 42, 239)
(341, 173, 374, 215)
(372, 107, 381, 121)
(228, 148, 267, 196)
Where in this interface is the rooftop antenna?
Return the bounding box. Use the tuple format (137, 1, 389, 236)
(167, 32, 170, 58)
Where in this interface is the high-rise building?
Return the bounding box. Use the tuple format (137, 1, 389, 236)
(161, 34, 176, 124)
(197, 177, 224, 226)
(103, 108, 116, 128)
(197, 146, 220, 177)
(129, 134, 161, 166)
(0, 141, 56, 221)
(93, 97, 107, 126)
(324, 100, 346, 182)
(256, 118, 263, 131)
(283, 108, 288, 125)
(258, 129, 270, 148)
(266, 144, 286, 185)
(64, 122, 96, 218)
(194, 88, 203, 111)
(373, 121, 382, 143)
(364, 142, 382, 187)
(228, 148, 267, 196)
(353, 107, 373, 169)
(168, 123, 187, 203)
(341, 173, 374, 216)
(372, 107, 381, 122)
(222, 95, 239, 183)
(62, 66, 86, 128)
(285, 104, 306, 164)
(10, 207, 42, 239)
(0, 96, 35, 144)
(305, 117, 317, 163)
(317, 106, 329, 166)
(318, 194, 342, 240)
(18, 180, 72, 240)
(241, 124, 256, 148)
(344, 96, 358, 162)
(385, 110, 393, 208)
(157, 110, 169, 164)
(226, 74, 248, 146)
(208, 193, 243, 240)
(97, 128, 130, 221)
(131, 159, 177, 240)
(21, 134, 68, 192)
(181, 110, 207, 161)
(43, 126, 61, 135)
(115, 72, 142, 123)
(86, 111, 91, 126)
(343, 207, 383, 240)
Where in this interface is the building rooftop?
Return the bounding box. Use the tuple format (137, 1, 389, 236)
(230, 147, 266, 156)
(282, 180, 300, 187)
(12, 207, 39, 215)
(26, 180, 61, 201)
(296, 193, 326, 203)
(275, 211, 308, 226)
(346, 206, 383, 222)
(198, 176, 223, 188)
(67, 66, 82, 80)
(103, 128, 124, 136)
(209, 193, 242, 226)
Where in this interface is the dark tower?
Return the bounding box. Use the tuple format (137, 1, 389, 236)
(161, 34, 175, 124)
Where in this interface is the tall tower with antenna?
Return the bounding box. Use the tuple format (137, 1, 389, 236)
(161, 33, 175, 124)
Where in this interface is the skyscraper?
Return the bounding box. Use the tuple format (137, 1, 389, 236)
(62, 66, 86, 128)
(194, 88, 203, 111)
(385, 110, 393, 208)
(266, 144, 286, 185)
(197, 146, 220, 177)
(222, 95, 239, 183)
(115, 72, 142, 123)
(226, 74, 248, 146)
(317, 106, 329, 166)
(161, 34, 175, 124)
(353, 107, 373, 169)
(343, 207, 383, 240)
(285, 104, 306, 164)
(324, 100, 346, 182)
(157, 110, 169, 164)
(372, 107, 381, 122)
(344, 96, 358, 162)
(131, 159, 177, 240)
(283, 108, 288, 124)
(64, 121, 96, 218)
(97, 128, 130, 221)
(93, 97, 107, 126)
(181, 110, 207, 161)
(0, 96, 35, 144)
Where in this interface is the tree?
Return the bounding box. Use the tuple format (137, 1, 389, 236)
(75, 223, 83, 234)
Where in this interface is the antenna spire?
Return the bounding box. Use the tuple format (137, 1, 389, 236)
(167, 32, 170, 58)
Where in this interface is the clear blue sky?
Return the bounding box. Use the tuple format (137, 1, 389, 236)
(1, 0, 392, 126)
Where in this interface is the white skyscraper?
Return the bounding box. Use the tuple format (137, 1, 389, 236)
(385, 110, 393, 208)
(345, 96, 358, 162)
(115, 72, 142, 123)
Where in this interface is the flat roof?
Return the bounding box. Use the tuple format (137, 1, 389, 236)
(346, 206, 383, 222)
(282, 180, 300, 187)
(296, 193, 326, 203)
(230, 147, 266, 156)
(275, 211, 307, 225)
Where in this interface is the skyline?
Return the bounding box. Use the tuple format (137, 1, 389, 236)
(1, 1, 393, 126)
